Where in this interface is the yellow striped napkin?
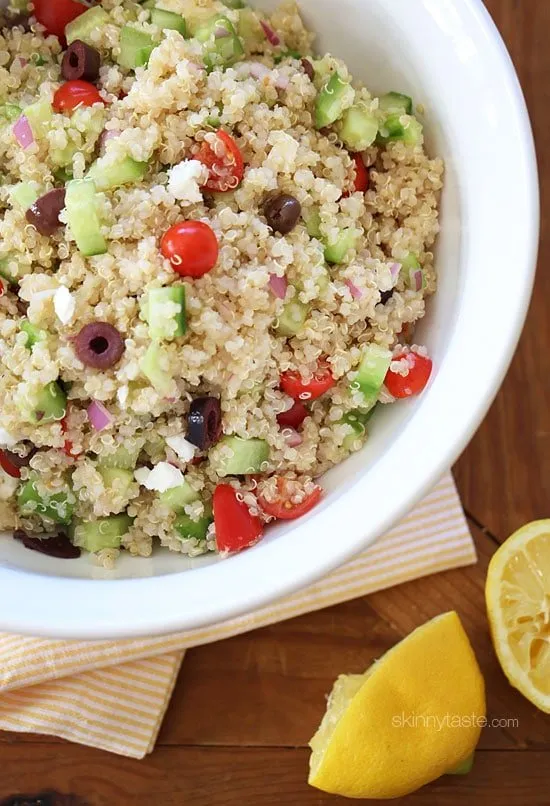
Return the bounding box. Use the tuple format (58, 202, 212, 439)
(0, 472, 475, 758)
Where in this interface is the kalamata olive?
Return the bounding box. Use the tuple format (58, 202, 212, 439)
(187, 397, 223, 451)
(301, 58, 314, 81)
(263, 193, 302, 235)
(62, 39, 101, 82)
(1, 444, 38, 471)
(74, 322, 125, 370)
(13, 530, 81, 559)
(26, 188, 66, 236)
(380, 289, 394, 305)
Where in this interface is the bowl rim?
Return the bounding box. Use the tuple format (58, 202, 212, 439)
(0, 0, 540, 639)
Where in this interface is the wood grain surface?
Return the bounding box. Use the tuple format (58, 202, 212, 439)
(1, 1, 548, 803)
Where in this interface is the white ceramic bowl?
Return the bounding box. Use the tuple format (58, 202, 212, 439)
(0, 0, 538, 639)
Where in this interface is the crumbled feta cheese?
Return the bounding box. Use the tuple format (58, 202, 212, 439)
(0, 428, 17, 448)
(165, 435, 196, 463)
(168, 159, 208, 205)
(117, 385, 129, 408)
(53, 286, 75, 325)
(135, 462, 184, 492)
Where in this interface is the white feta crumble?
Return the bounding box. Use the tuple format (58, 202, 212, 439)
(165, 435, 196, 463)
(0, 428, 17, 448)
(134, 462, 184, 492)
(168, 159, 208, 205)
(53, 286, 75, 325)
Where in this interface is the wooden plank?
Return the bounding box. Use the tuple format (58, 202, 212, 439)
(454, 0, 550, 538)
(0, 746, 549, 806)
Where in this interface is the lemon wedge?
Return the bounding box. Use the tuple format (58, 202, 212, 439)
(308, 611, 485, 799)
(486, 519, 550, 713)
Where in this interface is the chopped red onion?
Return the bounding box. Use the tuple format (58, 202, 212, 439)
(17, 57, 28, 68)
(214, 25, 231, 38)
(283, 428, 303, 447)
(390, 262, 401, 282)
(410, 268, 424, 292)
(13, 115, 34, 149)
(345, 279, 363, 299)
(260, 20, 281, 46)
(269, 273, 288, 299)
(87, 400, 113, 431)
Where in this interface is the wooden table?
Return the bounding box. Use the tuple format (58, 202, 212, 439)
(1, 1, 548, 803)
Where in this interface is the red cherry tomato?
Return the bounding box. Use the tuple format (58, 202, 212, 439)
(351, 153, 369, 192)
(258, 477, 323, 521)
(0, 279, 4, 297)
(0, 449, 21, 479)
(160, 220, 219, 278)
(277, 400, 309, 430)
(33, 0, 87, 38)
(196, 130, 244, 193)
(213, 484, 263, 554)
(385, 351, 433, 399)
(53, 81, 104, 113)
(280, 361, 335, 401)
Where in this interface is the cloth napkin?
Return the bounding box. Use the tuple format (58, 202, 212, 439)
(0, 472, 475, 758)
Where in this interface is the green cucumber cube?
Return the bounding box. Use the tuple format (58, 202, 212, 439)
(98, 443, 143, 471)
(71, 513, 133, 553)
(195, 15, 244, 70)
(65, 179, 107, 257)
(315, 72, 355, 129)
(86, 155, 149, 192)
(98, 466, 134, 498)
(378, 91, 413, 116)
(303, 208, 322, 239)
(150, 8, 187, 36)
(159, 480, 200, 513)
(337, 104, 378, 151)
(354, 344, 392, 404)
(140, 343, 175, 396)
(24, 100, 53, 138)
(324, 228, 358, 264)
(118, 26, 155, 70)
(174, 511, 212, 542)
(276, 299, 309, 337)
(9, 181, 41, 210)
(145, 286, 186, 341)
(20, 320, 45, 350)
(0, 256, 16, 284)
(18, 474, 74, 525)
(31, 381, 67, 424)
(65, 6, 110, 45)
(211, 435, 270, 476)
(0, 103, 22, 124)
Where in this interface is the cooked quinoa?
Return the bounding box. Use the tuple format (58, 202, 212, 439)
(0, 0, 444, 565)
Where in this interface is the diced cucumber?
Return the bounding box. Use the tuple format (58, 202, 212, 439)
(98, 443, 143, 470)
(24, 100, 53, 139)
(195, 15, 244, 70)
(276, 299, 309, 337)
(400, 253, 421, 271)
(399, 252, 425, 290)
(140, 343, 175, 396)
(315, 72, 355, 129)
(98, 466, 134, 498)
(337, 104, 378, 151)
(20, 320, 45, 350)
(18, 474, 74, 526)
(222, 0, 246, 7)
(174, 511, 212, 542)
(144, 286, 186, 341)
(9, 181, 41, 210)
(30, 381, 67, 424)
(401, 117, 423, 146)
(86, 155, 148, 192)
(65, 179, 107, 257)
(150, 8, 187, 36)
(211, 435, 270, 476)
(237, 7, 264, 48)
(324, 228, 358, 264)
(353, 344, 392, 404)
(341, 407, 374, 451)
(118, 26, 155, 70)
(65, 6, 110, 46)
(378, 91, 413, 116)
(0, 103, 22, 124)
(303, 208, 322, 239)
(378, 114, 423, 146)
(71, 513, 133, 553)
(159, 480, 200, 513)
(0, 256, 16, 284)
(448, 754, 475, 776)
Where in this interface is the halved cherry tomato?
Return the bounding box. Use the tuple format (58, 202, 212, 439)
(258, 477, 322, 521)
(196, 130, 244, 193)
(53, 81, 104, 114)
(385, 351, 433, 399)
(277, 400, 309, 430)
(351, 153, 369, 192)
(280, 361, 335, 401)
(33, 0, 87, 38)
(160, 220, 219, 278)
(0, 449, 21, 479)
(213, 484, 263, 554)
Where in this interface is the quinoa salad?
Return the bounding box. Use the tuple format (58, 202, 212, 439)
(0, 0, 443, 566)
